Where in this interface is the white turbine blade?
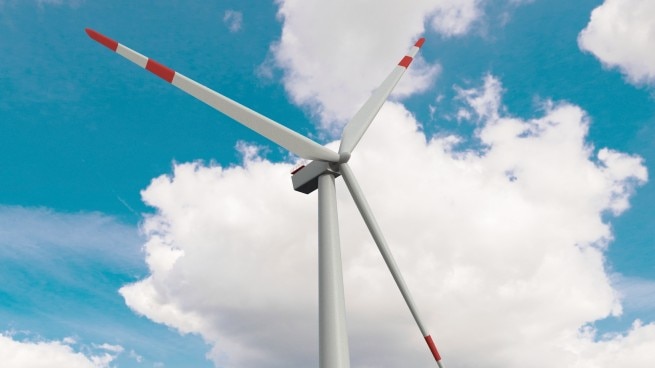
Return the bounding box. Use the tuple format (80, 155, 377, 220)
(340, 163, 445, 367)
(338, 38, 425, 157)
(85, 28, 339, 162)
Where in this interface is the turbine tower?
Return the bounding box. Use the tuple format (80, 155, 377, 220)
(86, 28, 444, 368)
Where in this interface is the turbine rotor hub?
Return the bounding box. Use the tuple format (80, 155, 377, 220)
(338, 152, 351, 163)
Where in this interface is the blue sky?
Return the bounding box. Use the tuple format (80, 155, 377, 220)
(1, 0, 654, 367)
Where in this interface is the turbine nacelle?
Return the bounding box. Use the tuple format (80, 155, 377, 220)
(292, 160, 341, 194)
(291, 153, 349, 194)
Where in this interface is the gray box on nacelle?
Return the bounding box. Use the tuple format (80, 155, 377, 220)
(291, 161, 341, 194)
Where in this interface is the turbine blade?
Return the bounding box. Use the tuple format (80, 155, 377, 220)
(85, 28, 339, 162)
(340, 163, 444, 367)
(338, 38, 425, 156)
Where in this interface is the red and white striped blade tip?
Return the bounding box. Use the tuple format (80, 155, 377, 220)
(398, 38, 426, 68)
(425, 335, 442, 363)
(85, 28, 176, 83)
(85, 28, 118, 51)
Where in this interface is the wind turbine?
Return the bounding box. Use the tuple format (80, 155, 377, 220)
(86, 28, 445, 368)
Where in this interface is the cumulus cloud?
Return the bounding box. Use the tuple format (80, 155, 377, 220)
(267, 0, 490, 130)
(223, 10, 243, 33)
(0, 333, 120, 368)
(429, 0, 482, 36)
(578, 0, 655, 85)
(455, 74, 504, 121)
(121, 75, 653, 367)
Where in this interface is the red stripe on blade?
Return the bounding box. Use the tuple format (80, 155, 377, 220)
(398, 56, 413, 68)
(85, 28, 118, 51)
(424, 335, 442, 361)
(146, 59, 175, 83)
(415, 38, 426, 48)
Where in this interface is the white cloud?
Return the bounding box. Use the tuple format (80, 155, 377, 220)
(121, 75, 653, 367)
(0, 0, 81, 9)
(94, 343, 124, 354)
(429, 0, 482, 36)
(268, 0, 487, 130)
(223, 10, 243, 33)
(0, 334, 120, 368)
(32, 0, 84, 8)
(455, 73, 504, 121)
(569, 321, 655, 367)
(578, 0, 655, 85)
(0, 206, 145, 364)
(612, 275, 655, 313)
(0, 205, 142, 268)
